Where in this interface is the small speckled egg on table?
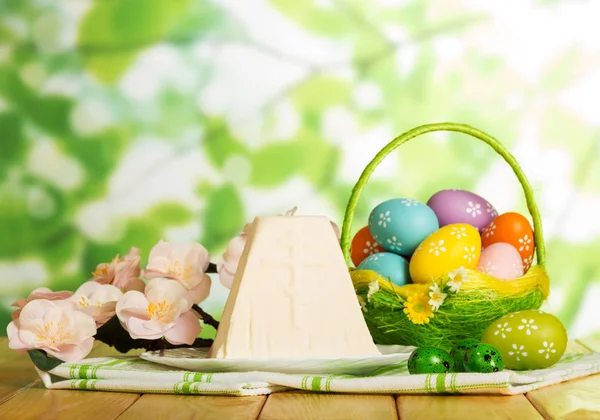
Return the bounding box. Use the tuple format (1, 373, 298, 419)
(450, 338, 480, 372)
(408, 347, 455, 374)
(357, 252, 410, 287)
(464, 343, 504, 373)
(368, 198, 439, 256)
(427, 189, 498, 232)
(481, 310, 568, 370)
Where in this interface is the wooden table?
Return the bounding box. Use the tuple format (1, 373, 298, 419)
(1, 337, 599, 420)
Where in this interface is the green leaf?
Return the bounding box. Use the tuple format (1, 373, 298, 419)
(28, 349, 63, 372)
(202, 119, 250, 168)
(201, 183, 244, 251)
(26, 96, 73, 137)
(78, 0, 191, 83)
(297, 134, 340, 188)
(250, 141, 305, 187)
(166, 0, 222, 41)
(0, 68, 34, 106)
(291, 76, 352, 110)
(146, 202, 193, 225)
(83, 52, 138, 85)
(0, 111, 25, 174)
(269, 0, 354, 35)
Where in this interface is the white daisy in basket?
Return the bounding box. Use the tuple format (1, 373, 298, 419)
(428, 282, 447, 312)
(447, 266, 468, 293)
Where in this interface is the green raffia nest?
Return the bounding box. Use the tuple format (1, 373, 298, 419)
(352, 268, 549, 352)
(340, 123, 551, 352)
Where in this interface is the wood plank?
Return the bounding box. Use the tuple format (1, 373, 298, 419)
(577, 335, 600, 353)
(0, 338, 42, 405)
(397, 395, 543, 420)
(526, 374, 600, 420)
(0, 340, 138, 407)
(526, 338, 600, 420)
(0, 382, 139, 420)
(567, 340, 592, 354)
(259, 391, 398, 420)
(0, 337, 28, 364)
(0, 358, 41, 405)
(118, 394, 267, 420)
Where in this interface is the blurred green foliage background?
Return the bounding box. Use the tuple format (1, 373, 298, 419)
(1, 0, 599, 338)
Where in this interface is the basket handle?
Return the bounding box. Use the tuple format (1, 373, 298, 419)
(340, 122, 546, 268)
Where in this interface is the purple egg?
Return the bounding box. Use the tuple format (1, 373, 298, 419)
(426, 189, 498, 232)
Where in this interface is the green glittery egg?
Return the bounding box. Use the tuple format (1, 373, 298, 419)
(450, 339, 480, 372)
(464, 343, 504, 373)
(408, 347, 455, 374)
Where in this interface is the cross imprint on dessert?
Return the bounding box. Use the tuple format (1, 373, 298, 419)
(261, 223, 328, 328)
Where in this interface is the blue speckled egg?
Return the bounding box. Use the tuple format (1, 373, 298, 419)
(357, 252, 410, 286)
(369, 199, 439, 256)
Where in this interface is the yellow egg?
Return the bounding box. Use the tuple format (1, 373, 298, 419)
(409, 224, 482, 283)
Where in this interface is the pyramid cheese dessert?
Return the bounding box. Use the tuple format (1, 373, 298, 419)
(207, 215, 380, 359)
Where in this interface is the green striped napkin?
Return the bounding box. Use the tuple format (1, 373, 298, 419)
(35, 352, 600, 396)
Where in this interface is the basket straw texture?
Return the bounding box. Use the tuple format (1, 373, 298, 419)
(340, 122, 550, 352)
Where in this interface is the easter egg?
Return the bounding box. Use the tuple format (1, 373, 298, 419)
(368, 199, 439, 256)
(464, 343, 504, 373)
(357, 252, 410, 287)
(408, 347, 455, 374)
(450, 338, 480, 372)
(476, 243, 524, 280)
(481, 310, 568, 370)
(351, 226, 385, 266)
(409, 223, 481, 284)
(482, 212, 535, 271)
(427, 189, 498, 232)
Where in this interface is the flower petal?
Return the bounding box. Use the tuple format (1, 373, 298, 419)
(7, 321, 28, 352)
(116, 291, 149, 325)
(187, 275, 211, 304)
(164, 310, 201, 345)
(125, 317, 164, 340)
(48, 338, 94, 363)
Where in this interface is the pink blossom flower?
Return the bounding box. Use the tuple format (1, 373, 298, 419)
(11, 288, 74, 321)
(116, 278, 201, 345)
(70, 282, 123, 327)
(217, 223, 252, 289)
(91, 247, 145, 292)
(141, 240, 211, 304)
(7, 299, 96, 362)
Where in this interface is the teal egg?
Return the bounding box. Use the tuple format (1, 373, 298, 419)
(408, 347, 455, 374)
(464, 343, 504, 373)
(450, 339, 480, 372)
(368, 199, 439, 256)
(357, 252, 410, 286)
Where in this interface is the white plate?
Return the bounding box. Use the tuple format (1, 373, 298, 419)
(139, 345, 415, 375)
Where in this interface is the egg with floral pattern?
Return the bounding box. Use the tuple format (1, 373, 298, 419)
(350, 226, 385, 266)
(427, 189, 498, 232)
(476, 243, 524, 280)
(357, 252, 410, 287)
(481, 310, 568, 370)
(482, 212, 535, 271)
(409, 224, 481, 284)
(368, 198, 439, 256)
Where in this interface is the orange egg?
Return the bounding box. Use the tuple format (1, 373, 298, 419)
(481, 212, 535, 271)
(351, 226, 385, 266)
